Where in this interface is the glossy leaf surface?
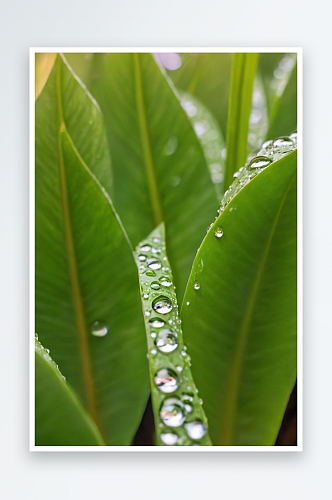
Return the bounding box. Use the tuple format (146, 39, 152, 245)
(35, 338, 104, 446)
(95, 53, 217, 301)
(134, 224, 212, 446)
(35, 59, 150, 444)
(181, 150, 297, 446)
(224, 53, 258, 190)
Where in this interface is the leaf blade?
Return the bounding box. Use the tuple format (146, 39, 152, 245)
(224, 53, 258, 190)
(181, 148, 297, 446)
(95, 53, 217, 301)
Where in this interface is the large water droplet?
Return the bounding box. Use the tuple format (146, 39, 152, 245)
(90, 320, 109, 337)
(152, 296, 173, 314)
(248, 156, 272, 169)
(149, 317, 165, 328)
(151, 281, 160, 290)
(160, 276, 172, 287)
(160, 431, 178, 445)
(146, 270, 156, 277)
(140, 244, 151, 252)
(147, 258, 161, 270)
(185, 420, 207, 440)
(156, 328, 178, 353)
(154, 368, 179, 393)
(193, 281, 200, 290)
(289, 131, 297, 141)
(160, 398, 186, 427)
(214, 227, 223, 238)
(272, 136, 294, 148)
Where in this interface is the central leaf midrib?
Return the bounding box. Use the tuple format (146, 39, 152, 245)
(56, 57, 100, 431)
(133, 53, 164, 227)
(220, 173, 296, 445)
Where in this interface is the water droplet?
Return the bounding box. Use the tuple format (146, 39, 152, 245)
(181, 350, 186, 357)
(160, 276, 172, 287)
(160, 431, 178, 445)
(185, 404, 193, 413)
(206, 224, 213, 233)
(214, 227, 223, 238)
(152, 296, 172, 314)
(248, 156, 272, 169)
(154, 368, 179, 393)
(186, 301, 190, 306)
(181, 393, 194, 403)
(272, 136, 294, 148)
(160, 398, 186, 427)
(138, 254, 147, 261)
(176, 366, 183, 372)
(147, 257, 161, 270)
(145, 311, 151, 316)
(164, 136, 178, 156)
(171, 176, 181, 187)
(149, 317, 165, 328)
(143, 293, 149, 300)
(150, 332, 156, 338)
(151, 349, 157, 356)
(146, 270, 156, 277)
(233, 171, 240, 178)
(140, 244, 151, 252)
(193, 281, 200, 290)
(289, 131, 297, 141)
(156, 328, 178, 353)
(262, 139, 273, 149)
(151, 281, 160, 290)
(199, 398, 203, 405)
(90, 320, 109, 337)
(185, 420, 206, 440)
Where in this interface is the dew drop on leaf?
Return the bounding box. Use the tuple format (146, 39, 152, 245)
(151, 281, 160, 290)
(160, 431, 178, 445)
(154, 368, 179, 393)
(147, 257, 162, 270)
(152, 296, 172, 314)
(248, 156, 272, 169)
(214, 227, 223, 238)
(193, 281, 200, 290)
(149, 317, 165, 328)
(160, 276, 172, 287)
(156, 328, 178, 353)
(90, 320, 109, 337)
(140, 244, 151, 252)
(185, 420, 207, 440)
(160, 398, 186, 427)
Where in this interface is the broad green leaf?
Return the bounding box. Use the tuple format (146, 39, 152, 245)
(95, 53, 217, 301)
(166, 53, 232, 137)
(224, 53, 258, 190)
(64, 53, 108, 96)
(181, 143, 297, 446)
(267, 62, 297, 140)
(36, 74, 150, 444)
(35, 337, 104, 446)
(134, 224, 212, 446)
(180, 91, 226, 199)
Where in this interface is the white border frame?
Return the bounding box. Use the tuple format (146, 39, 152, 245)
(29, 47, 303, 452)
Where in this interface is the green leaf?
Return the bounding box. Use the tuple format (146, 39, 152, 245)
(95, 53, 217, 301)
(134, 224, 212, 446)
(224, 53, 258, 190)
(179, 91, 226, 199)
(267, 62, 297, 140)
(36, 61, 150, 444)
(257, 53, 286, 113)
(181, 146, 297, 446)
(35, 338, 104, 446)
(166, 53, 232, 138)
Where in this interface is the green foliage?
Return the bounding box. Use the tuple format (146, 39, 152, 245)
(34, 51, 298, 447)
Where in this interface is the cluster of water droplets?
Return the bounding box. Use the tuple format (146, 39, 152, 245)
(35, 333, 66, 381)
(135, 228, 211, 446)
(216, 132, 297, 217)
(180, 92, 226, 198)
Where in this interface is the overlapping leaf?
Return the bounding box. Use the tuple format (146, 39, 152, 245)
(181, 149, 297, 446)
(35, 56, 149, 445)
(95, 53, 217, 301)
(35, 338, 104, 446)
